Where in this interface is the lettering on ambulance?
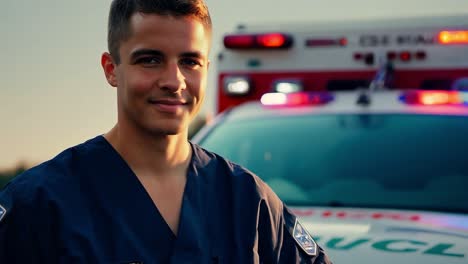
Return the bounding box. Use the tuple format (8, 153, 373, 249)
(359, 35, 434, 46)
(319, 210, 421, 221)
(396, 35, 434, 45)
(324, 237, 371, 250)
(372, 239, 427, 253)
(315, 237, 465, 258)
(424, 244, 465, 258)
(360, 35, 390, 47)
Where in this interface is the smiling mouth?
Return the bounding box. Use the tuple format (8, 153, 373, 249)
(148, 98, 187, 105)
(147, 98, 189, 114)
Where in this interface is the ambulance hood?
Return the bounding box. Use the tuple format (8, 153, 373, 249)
(290, 207, 468, 264)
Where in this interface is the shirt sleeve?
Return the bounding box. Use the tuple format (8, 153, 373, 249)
(255, 185, 333, 264)
(0, 183, 46, 262)
(277, 206, 333, 264)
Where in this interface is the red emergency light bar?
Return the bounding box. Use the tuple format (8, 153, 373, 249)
(438, 30, 468, 45)
(261, 92, 334, 106)
(400, 90, 468, 105)
(224, 33, 293, 50)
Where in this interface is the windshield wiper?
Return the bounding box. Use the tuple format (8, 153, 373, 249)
(326, 200, 346, 207)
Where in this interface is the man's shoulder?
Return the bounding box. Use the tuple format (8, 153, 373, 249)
(191, 142, 280, 200)
(191, 143, 259, 178)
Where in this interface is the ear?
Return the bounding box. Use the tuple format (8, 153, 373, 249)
(101, 52, 118, 87)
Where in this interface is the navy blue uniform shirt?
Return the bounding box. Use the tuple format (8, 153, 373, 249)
(0, 135, 331, 263)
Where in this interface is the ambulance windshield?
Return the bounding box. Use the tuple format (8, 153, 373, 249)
(199, 113, 468, 213)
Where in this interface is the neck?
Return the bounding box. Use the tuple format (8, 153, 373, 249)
(104, 124, 192, 180)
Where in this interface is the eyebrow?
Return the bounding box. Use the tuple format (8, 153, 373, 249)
(180, 51, 205, 60)
(130, 49, 206, 61)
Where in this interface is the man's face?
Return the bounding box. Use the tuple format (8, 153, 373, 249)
(107, 13, 210, 136)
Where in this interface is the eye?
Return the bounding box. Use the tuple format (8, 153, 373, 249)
(180, 58, 202, 68)
(135, 56, 162, 66)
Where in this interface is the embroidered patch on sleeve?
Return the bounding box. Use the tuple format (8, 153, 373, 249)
(0, 204, 6, 222)
(293, 218, 317, 256)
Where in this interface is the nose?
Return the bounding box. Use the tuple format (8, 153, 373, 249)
(158, 61, 187, 93)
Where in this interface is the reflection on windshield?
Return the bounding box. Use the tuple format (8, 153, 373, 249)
(200, 114, 468, 213)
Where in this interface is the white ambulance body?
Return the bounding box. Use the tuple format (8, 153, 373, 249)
(216, 15, 468, 113)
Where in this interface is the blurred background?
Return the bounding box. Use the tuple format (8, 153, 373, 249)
(1, 0, 467, 182)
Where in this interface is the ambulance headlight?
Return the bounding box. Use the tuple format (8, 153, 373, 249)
(273, 80, 303, 93)
(223, 76, 251, 96)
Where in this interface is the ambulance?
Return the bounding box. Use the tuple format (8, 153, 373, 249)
(216, 14, 468, 113)
(193, 89, 468, 263)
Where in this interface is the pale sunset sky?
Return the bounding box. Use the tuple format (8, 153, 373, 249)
(1, 0, 467, 169)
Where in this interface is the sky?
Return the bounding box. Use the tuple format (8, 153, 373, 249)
(1, 0, 467, 169)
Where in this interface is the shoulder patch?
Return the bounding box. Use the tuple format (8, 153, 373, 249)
(293, 218, 317, 256)
(0, 204, 6, 222)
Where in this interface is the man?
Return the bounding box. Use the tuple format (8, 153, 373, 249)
(0, 0, 332, 263)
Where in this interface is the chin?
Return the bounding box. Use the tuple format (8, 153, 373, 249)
(148, 124, 186, 136)
(140, 115, 189, 136)
(161, 128, 184, 136)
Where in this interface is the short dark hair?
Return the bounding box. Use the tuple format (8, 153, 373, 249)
(107, 0, 212, 64)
